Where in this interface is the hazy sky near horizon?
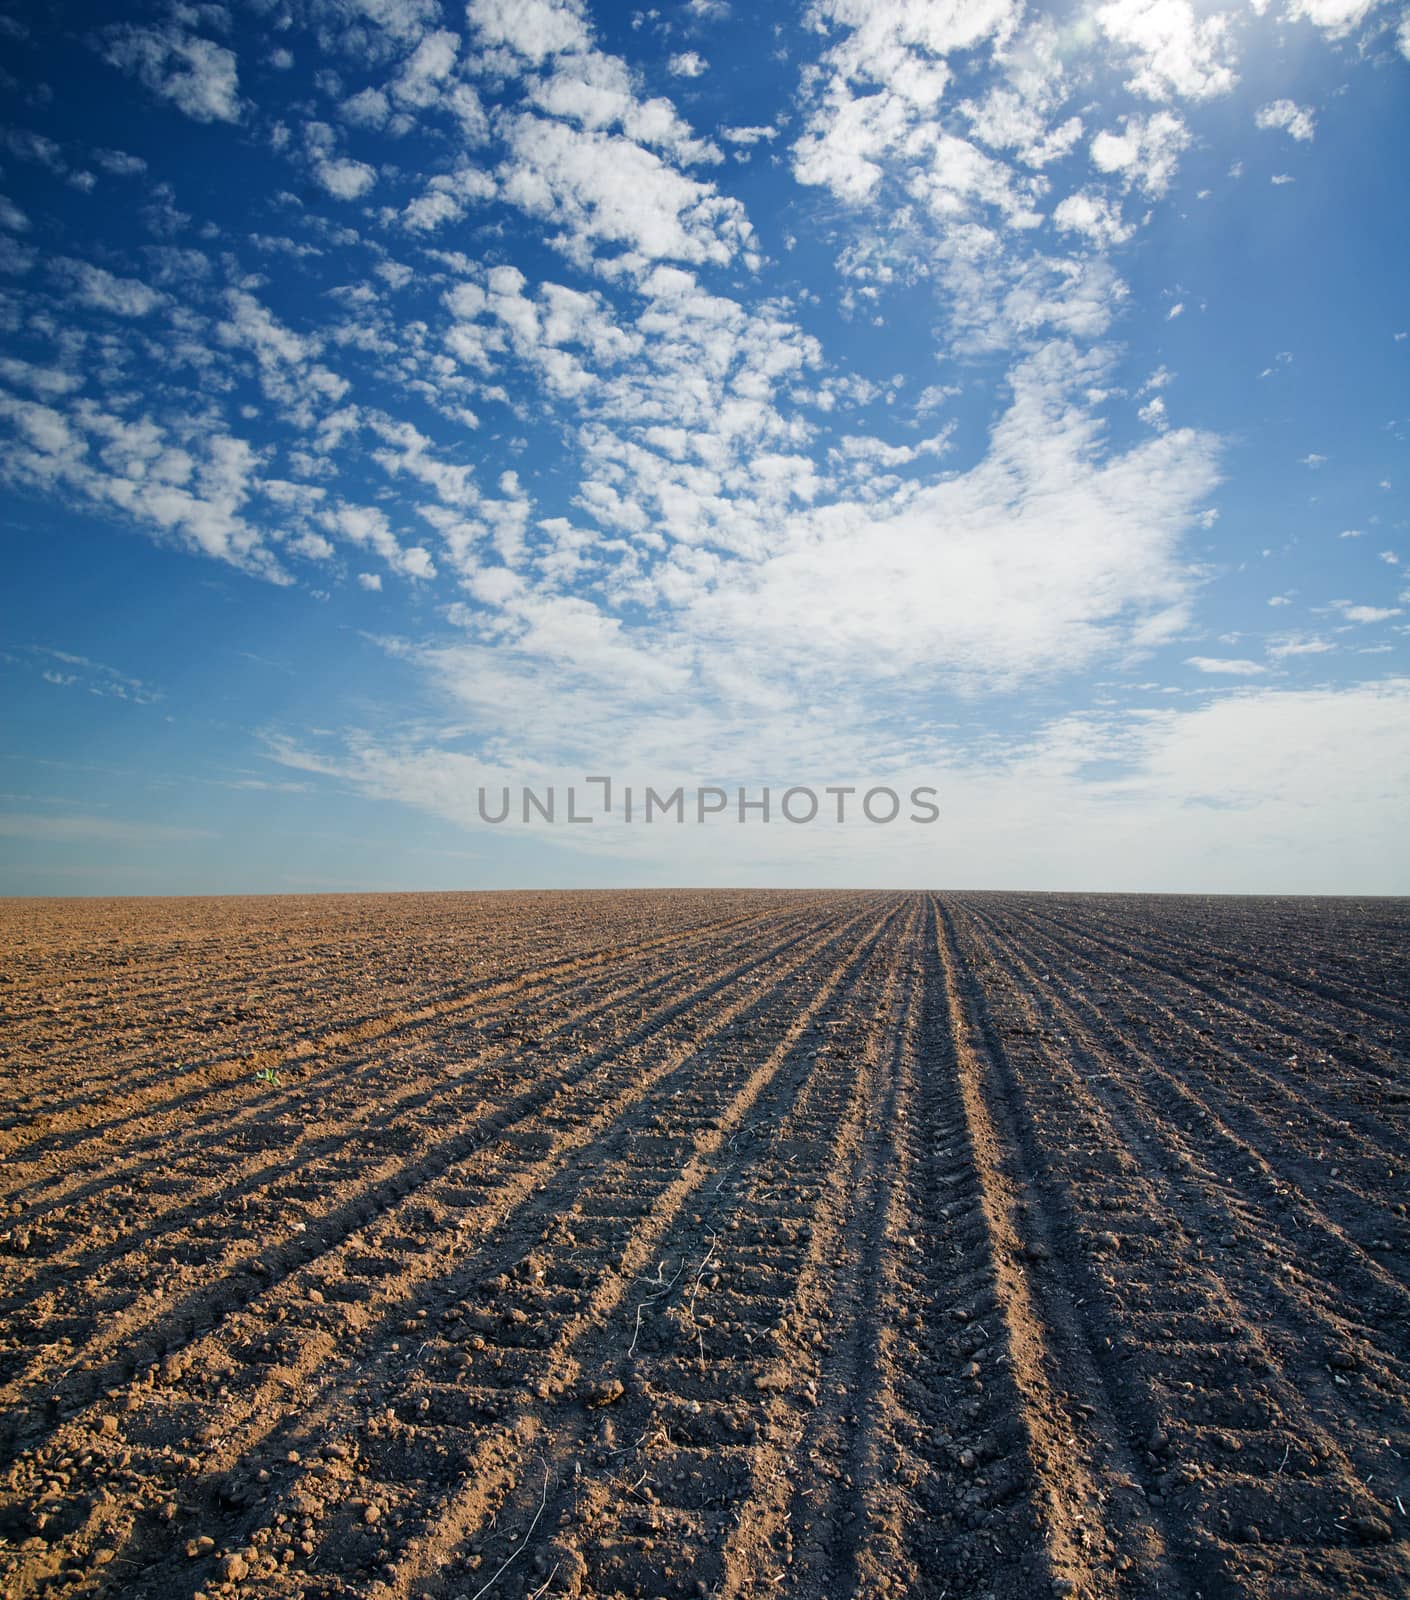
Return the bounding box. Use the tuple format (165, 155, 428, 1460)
(0, 0, 1407, 895)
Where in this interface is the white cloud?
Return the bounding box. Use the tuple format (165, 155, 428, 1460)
(0, 197, 30, 231)
(400, 164, 496, 230)
(341, 87, 391, 128)
(1090, 110, 1190, 197)
(344, 0, 442, 44)
(1186, 655, 1267, 673)
(1255, 98, 1316, 141)
(1331, 600, 1401, 623)
(392, 28, 460, 107)
(908, 133, 1045, 229)
(1287, 0, 1384, 35)
(215, 289, 350, 425)
(680, 343, 1219, 689)
(1054, 189, 1136, 247)
(1094, 0, 1238, 101)
(1267, 634, 1334, 656)
(23, 646, 161, 702)
(496, 114, 752, 268)
(792, 0, 1021, 205)
(270, 680, 1410, 892)
(0, 394, 289, 581)
(316, 157, 378, 199)
(0, 357, 83, 397)
(668, 51, 708, 77)
(960, 28, 1086, 171)
(321, 501, 437, 579)
(526, 50, 722, 165)
(102, 24, 240, 123)
(358, 571, 383, 590)
(56, 259, 165, 317)
(92, 148, 147, 177)
(466, 0, 592, 62)
(720, 125, 777, 146)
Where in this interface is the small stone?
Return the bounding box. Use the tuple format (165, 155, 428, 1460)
(959, 1449, 977, 1470)
(584, 1379, 625, 1409)
(93, 1548, 116, 1566)
(98, 1415, 119, 1438)
(220, 1552, 248, 1581)
(362, 1503, 382, 1526)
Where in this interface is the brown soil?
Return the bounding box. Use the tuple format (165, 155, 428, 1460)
(0, 890, 1406, 1600)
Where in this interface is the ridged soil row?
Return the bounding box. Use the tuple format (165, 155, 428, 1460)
(0, 899, 902, 1600)
(931, 896, 1190, 1600)
(200, 895, 910, 1600)
(970, 900, 1410, 1324)
(1002, 899, 1410, 1155)
(943, 898, 1410, 1599)
(389, 896, 909, 1600)
(0, 893, 779, 1077)
(0, 901, 831, 1337)
(1033, 896, 1409, 1026)
(696, 897, 929, 1600)
(0, 902, 796, 1165)
(0, 902, 852, 1455)
(998, 902, 1408, 1177)
(1014, 899, 1408, 1073)
(718, 892, 1096, 1600)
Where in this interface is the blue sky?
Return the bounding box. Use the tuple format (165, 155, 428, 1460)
(0, 0, 1406, 895)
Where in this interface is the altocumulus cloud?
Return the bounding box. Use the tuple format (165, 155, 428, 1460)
(0, 0, 1405, 891)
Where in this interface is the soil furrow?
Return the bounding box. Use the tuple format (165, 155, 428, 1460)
(0, 903, 828, 1316)
(932, 895, 1192, 1600)
(0, 901, 874, 1466)
(998, 899, 1409, 1138)
(975, 902, 1410, 1305)
(0, 899, 902, 1597)
(944, 896, 1410, 1599)
(0, 904, 798, 1160)
(2, 889, 1407, 1600)
(1012, 898, 1409, 1073)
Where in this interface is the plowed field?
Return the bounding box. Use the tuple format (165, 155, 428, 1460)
(1, 891, 1407, 1600)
